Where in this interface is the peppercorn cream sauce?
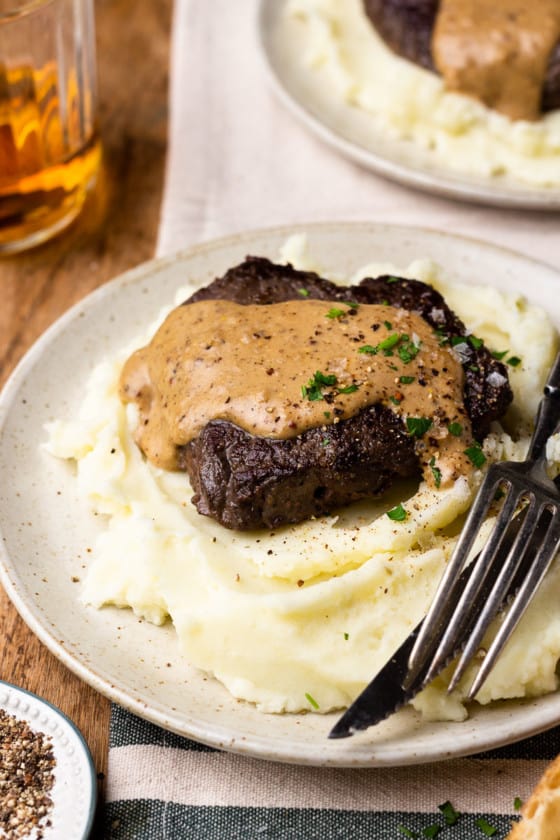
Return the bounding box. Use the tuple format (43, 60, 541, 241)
(432, 0, 560, 121)
(119, 298, 475, 487)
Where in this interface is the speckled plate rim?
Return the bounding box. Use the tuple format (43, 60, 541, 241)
(257, 0, 560, 211)
(0, 679, 97, 839)
(1, 222, 560, 768)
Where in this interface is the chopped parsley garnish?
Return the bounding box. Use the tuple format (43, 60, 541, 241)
(343, 632, 349, 641)
(435, 328, 449, 346)
(406, 416, 433, 437)
(343, 300, 359, 309)
(383, 320, 393, 329)
(326, 307, 347, 319)
(305, 692, 319, 709)
(398, 337, 421, 363)
(398, 827, 417, 838)
(302, 371, 338, 401)
(448, 422, 463, 437)
(389, 395, 402, 406)
(492, 348, 521, 367)
(358, 333, 421, 362)
(514, 796, 522, 811)
(422, 827, 440, 839)
(475, 817, 497, 836)
(468, 335, 484, 349)
(429, 456, 442, 489)
(451, 334, 484, 352)
(298, 287, 309, 297)
(321, 438, 330, 447)
(465, 443, 487, 468)
(378, 333, 401, 353)
(400, 375, 415, 384)
(324, 411, 331, 419)
(387, 503, 407, 522)
(302, 372, 359, 401)
(438, 801, 459, 826)
(387, 276, 399, 284)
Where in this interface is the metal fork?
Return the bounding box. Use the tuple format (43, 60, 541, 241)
(403, 351, 560, 700)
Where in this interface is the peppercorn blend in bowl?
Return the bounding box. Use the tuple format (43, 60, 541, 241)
(0, 681, 96, 839)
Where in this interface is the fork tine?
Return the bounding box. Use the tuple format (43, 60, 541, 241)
(447, 494, 539, 692)
(394, 355, 560, 720)
(418, 481, 521, 686)
(404, 467, 503, 683)
(403, 475, 500, 688)
(467, 508, 560, 700)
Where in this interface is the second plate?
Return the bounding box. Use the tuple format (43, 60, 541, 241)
(258, 0, 560, 210)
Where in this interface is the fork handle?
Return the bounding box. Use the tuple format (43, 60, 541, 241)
(526, 352, 560, 462)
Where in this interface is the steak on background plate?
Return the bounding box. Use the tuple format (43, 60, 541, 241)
(362, 0, 560, 114)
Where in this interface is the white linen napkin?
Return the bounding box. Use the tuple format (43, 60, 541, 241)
(156, 0, 560, 265)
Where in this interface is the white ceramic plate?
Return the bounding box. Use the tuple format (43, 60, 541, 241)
(0, 681, 96, 839)
(258, 0, 560, 210)
(1, 222, 560, 768)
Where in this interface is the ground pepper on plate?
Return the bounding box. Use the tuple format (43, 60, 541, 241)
(0, 708, 56, 838)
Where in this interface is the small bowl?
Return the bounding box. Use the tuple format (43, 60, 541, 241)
(0, 680, 97, 839)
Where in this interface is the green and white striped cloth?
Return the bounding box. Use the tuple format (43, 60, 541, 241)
(104, 705, 560, 838)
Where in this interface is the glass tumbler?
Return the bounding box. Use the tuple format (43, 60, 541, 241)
(0, 0, 101, 253)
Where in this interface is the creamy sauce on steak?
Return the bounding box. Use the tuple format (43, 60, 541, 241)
(119, 298, 474, 488)
(432, 0, 560, 121)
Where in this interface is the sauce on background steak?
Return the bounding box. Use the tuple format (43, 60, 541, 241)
(363, 0, 560, 120)
(119, 257, 513, 531)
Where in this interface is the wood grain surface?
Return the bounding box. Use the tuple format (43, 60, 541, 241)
(0, 0, 171, 825)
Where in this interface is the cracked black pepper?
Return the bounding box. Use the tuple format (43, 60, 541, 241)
(0, 708, 56, 839)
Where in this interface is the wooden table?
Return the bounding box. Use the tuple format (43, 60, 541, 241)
(0, 0, 171, 825)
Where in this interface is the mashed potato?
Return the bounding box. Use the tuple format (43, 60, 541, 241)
(46, 236, 560, 719)
(286, 0, 560, 186)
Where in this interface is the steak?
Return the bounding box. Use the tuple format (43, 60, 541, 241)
(362, 0, 560, 114)
(177, 257, 513, 531)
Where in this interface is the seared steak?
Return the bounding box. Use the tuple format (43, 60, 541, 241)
(177, 257, 513, 531)
(362, 0, 560, 113)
